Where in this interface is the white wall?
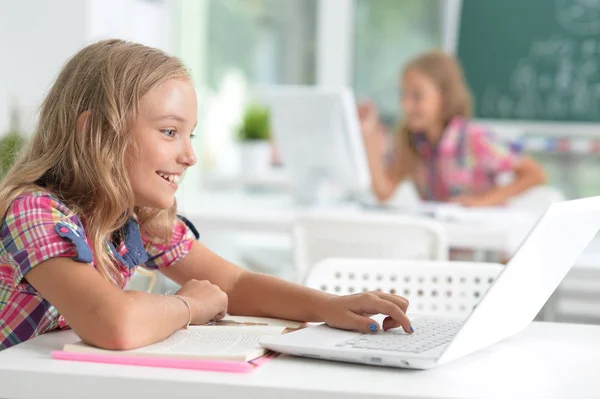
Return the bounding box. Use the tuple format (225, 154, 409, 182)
(0, 0, 174, 136)
(87, 0, 173, 54)
(316, 0, 354, 87)
(0, 0, 87, 135)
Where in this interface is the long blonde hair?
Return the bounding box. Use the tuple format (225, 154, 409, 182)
(0, 39, 190, 286)
(396, 50, 472, 171)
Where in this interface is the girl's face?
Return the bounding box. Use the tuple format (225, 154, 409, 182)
(401, 69, 444, 135)
(128, 78, 197, 209)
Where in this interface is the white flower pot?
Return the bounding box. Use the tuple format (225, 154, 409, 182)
(239, 141, 271, 184)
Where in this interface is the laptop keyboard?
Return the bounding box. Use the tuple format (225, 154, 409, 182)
(336, 317, 464, 354)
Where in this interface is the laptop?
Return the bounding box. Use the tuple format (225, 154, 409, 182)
(260, 196, 600, 369)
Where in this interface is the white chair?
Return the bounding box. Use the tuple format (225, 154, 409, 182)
(305, 258, 503, 317)
(293, 211, 448, 283)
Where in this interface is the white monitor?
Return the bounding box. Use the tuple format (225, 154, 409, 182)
(255, 85, 371, 205)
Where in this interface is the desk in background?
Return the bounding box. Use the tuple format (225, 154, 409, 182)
(0, 322, 599, 399)
(176, 188, 539, 253)
(174, 188, 600, 324)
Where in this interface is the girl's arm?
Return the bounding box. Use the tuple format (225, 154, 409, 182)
(453, 125, 547, 207)
(160, 241, 413, 334)
(365, 135, 411, 202)
(359, 102, 410, 202)
(457, 156, 546, 207)
(25, 258, 227, 350)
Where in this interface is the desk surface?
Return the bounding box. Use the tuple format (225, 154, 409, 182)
(1, 322, 598, 399)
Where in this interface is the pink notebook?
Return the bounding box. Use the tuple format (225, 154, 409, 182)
(51, 350, 278, 373)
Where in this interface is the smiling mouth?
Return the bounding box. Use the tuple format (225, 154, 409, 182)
(156, 172, 181, 185)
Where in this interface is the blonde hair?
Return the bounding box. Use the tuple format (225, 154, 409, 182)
(0, 39, 190, 286)
(396, 50, 472, 171)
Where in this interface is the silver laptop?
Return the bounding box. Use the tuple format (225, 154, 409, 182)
(260, 196, 600, 369)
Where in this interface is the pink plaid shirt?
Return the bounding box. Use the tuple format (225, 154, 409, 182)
(411, 116, 522, 201)
(0, 191, 196, 350)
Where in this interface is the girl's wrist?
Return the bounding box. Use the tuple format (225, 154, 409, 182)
(312, 292, 336, 322)
(164, 293, 193, 328)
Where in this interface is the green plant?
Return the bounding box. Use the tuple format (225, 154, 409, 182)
(237, 103, 271, 141)
(0, 131, 25, 179)
(0, 103, 26, 179)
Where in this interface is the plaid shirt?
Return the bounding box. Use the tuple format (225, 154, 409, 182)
(412, 116, 522, 201)
(0, 191, 196, 350)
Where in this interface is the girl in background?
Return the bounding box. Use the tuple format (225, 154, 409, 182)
(360, 50, 545, 207)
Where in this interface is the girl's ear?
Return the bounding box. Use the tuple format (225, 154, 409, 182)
(76, 111, 92, 136)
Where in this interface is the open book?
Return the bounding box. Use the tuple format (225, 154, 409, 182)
(62, 316, 305, 362)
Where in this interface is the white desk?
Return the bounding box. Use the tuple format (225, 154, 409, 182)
(0, 322, 599, 399)
(177, 188, 538, 253)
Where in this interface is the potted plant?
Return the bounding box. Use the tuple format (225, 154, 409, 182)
(237, 102, 272, 183)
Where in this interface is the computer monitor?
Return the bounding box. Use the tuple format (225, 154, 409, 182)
(255, 85, 371, 205)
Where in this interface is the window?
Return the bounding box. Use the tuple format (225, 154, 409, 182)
(353, 0, 442, 127)
(177, 0, 317, 184)
(206, 0, 317, 88)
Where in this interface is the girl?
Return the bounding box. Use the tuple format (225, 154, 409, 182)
(360, 50, 546, 207)
(0, 40, 412, 351)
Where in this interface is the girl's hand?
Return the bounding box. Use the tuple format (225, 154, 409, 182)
(319, 292, 413, 334)
(357, 101, 381, 139)
(176, 279, 228, 325)
(451, 193, 497, 207)
(358, 101, 387, 157)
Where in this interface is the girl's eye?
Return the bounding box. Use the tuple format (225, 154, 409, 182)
(161, 129, 176, 137)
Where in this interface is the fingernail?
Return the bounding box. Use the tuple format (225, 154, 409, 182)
(369, 323, 378, 333)
(410, 325, 414, 333)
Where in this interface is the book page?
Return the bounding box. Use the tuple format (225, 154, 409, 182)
(64, 326, 285, 361)
(136, 329, 276, 360)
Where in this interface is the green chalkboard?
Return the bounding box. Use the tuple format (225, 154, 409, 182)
(457, 0, 600, 122)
